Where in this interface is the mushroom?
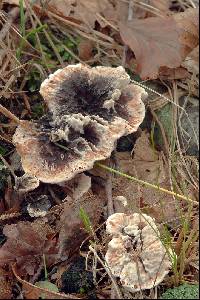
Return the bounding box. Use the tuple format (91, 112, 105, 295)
(105, 213, 172, 292)
(14, 173, 40, 194)
(27, 195, 51, 218)
(13, 64, 146, 184)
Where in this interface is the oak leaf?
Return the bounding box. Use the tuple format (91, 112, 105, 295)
(0, 219, 58, 276)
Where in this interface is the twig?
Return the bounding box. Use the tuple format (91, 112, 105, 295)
(0, 212, 21, 222)
(0, 74, 16, 99)
(0, 104, 21, 125)
(48, 186, 62, 205)
(89, 245, 123, 299)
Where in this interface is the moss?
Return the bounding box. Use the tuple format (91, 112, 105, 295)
(161, 284, 199, 299)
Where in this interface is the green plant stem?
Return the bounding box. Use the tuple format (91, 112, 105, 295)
(96, 163, 198, 206)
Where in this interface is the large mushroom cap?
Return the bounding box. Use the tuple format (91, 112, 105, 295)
(105, 213, 172, 292)
(13, 64, 146, 184)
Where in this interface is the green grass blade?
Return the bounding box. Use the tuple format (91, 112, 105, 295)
(79, 207, 93, 235)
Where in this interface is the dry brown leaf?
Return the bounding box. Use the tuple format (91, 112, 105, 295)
(12, 264, 78, 299)
(0, 219, 58, 276)
(58, 190, 105, 255)
(46, 0, 112, 28)
(149, 0, 171, 14)
(74, 0, 113, 27)
(47, 0, 75, 18)
(159, 66, 190, 80)
(182, 45, 199, 74)
(112, 132, 181, 224)
(9, 0, 112, 28)
(78, 39, 94, 61)
(119, 8, 199, 79)
(63, 173, 92, 200)
(116, 0, 171, 24)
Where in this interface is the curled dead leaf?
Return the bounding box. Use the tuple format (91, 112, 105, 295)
(12, 264, 78, 299)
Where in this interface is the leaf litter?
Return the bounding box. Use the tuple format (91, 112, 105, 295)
(0, 0, 199, 298)
(112, 132, 182, 225)
(119, 8, 199, 79)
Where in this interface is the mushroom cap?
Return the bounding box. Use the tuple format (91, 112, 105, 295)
(13, 64, 146, 184)
(105, 213, 172, 292)
(106, 212, 158, 236)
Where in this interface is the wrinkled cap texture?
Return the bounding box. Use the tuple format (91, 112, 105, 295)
(105, 213, 172, 292)
(13, 64, 146, 183)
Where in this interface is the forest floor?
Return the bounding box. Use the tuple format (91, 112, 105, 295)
(0, 0, 199, 299)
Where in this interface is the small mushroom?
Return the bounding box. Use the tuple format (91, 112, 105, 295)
(14, 173, 39, 193)
(13, 64, 146, 183)
(27, 195, 51, 218)
(105, 213, 172, 292)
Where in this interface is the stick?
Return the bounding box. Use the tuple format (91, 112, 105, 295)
(0, 104, 21, 125)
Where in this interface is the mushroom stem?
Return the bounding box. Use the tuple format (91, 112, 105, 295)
(0, 104, 21, 125)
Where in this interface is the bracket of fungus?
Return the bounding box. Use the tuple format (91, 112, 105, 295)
(13, 64, 146, 184)
(105, 213, 172, 292)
